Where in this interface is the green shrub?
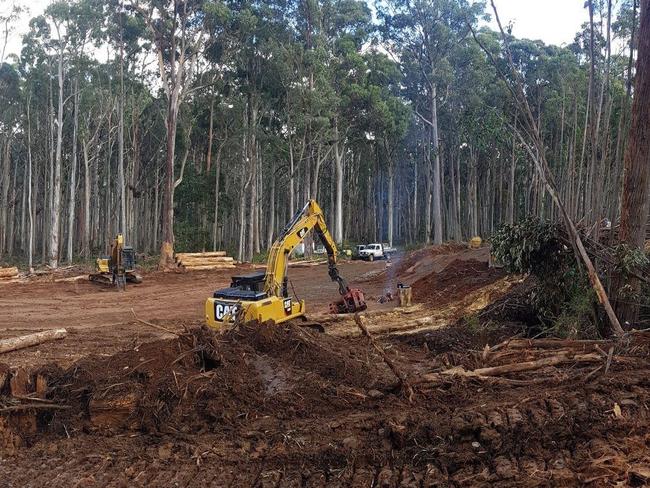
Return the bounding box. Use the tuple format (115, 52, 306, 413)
(491, 218, 599, 337)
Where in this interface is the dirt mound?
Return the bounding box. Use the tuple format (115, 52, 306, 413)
(391, 242, 467, 276)
(3, 324, 392, 441)
(412, 258, 506, 305)
(3, 323, 650, 486)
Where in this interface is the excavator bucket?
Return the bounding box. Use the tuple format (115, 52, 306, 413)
(329, 288, 367, 314)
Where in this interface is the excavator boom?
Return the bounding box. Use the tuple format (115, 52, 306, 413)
(265, 200, 348, 297)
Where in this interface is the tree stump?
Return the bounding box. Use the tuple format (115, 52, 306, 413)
(398, 286, 412, 307)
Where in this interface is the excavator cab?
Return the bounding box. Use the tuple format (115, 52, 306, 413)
(89, 234, 143, 290)
(213, 272, 267, 300)
(205, 200, 366, 329)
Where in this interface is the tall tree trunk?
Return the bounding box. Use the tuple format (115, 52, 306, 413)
(50, 41, 64, 269)
(159, 88, 180, 267)
(7, 153, 16, 256)
(615, 0, 650, 325)
(431, 84, 443, 244)
(412, 156, 418, 241)
(82, 138, 91, 258)
(212, 138, 224, 251)
(334, 125, 344, 244)
(267, 158, 276, 249)
(387, 160, 394, 248)
(0, 138, 9, 255)
(26, 96, 34, 272)
(508, 116, 517, 224)
(67, 82, 79, 263)
(118, 52, 126, 239)
(206, 95, 215, 173)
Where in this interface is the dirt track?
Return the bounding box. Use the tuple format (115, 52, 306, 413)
(0, 248, 489, 367)
(2, 246, 649, 486)
(0, 259, 399, 368)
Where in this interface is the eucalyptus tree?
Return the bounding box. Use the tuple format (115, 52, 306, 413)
(127, 0, 212, 267)
(381, 0, 484, 244)
(0, 62, 20, 256)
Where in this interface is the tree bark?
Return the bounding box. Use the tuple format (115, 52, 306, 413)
(615, 0, 650, 325)
(0, 329, 67, 355)
(26, 96, 34, 272)
(0, 138, 9, 256)
(334, 125, 344, 244)
(431, 84, 443, 244)
(67, 81, 79, 263)
(50, 33, 65, 269)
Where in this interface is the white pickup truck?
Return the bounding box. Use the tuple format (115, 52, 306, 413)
(358, 243, 395, 261)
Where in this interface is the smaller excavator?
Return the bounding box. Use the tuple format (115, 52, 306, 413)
(89, 233, 142, 290)
(205, 200, 366, 328)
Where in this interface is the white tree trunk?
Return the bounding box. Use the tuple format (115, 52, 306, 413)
(334, 131, 344, 244)
(82, 139, 91, 258)
(66, 84, 79, 263)
(387, 161, 394, 248)
(431, 84, 443, 244)
(50, 42, 64, 269)
(26, 98, 34, 272)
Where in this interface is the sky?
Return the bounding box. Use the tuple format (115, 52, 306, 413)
(2, 0, 590, 61)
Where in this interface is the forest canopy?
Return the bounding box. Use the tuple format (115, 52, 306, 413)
(0, 0, 642, 267)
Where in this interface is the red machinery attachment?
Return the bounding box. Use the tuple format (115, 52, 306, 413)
(329, 288, 367, 314)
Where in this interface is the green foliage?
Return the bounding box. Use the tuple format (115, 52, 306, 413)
(553, 286, 599, 339)
(613, 244, 650, 274)
(252, 251, 270, 264)
(491, 219, 599, 336)
(464, 312, 480, 333)
(490, 218, 565, 275)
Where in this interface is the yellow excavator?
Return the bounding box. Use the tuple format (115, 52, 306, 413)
(205, 200, 366, 328)
(89, 233, 142, 290)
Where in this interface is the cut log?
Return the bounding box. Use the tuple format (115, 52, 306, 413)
(506, 338, 611, 350)
(182, 264, 235, 271)
(180, 256, 233, 262)
(398, 286, 412, 307)
(0, 329, 68, 354)
(35, 374, 48, 398)
(175, 251, 227, 259)
(0, 278, 20, 283)
(0, 363, 9, 392)
(432, 352, 602, 379)
(10, 368, 30, 396)
(177, 257, 234, 266)
(0, 267, 18, 278)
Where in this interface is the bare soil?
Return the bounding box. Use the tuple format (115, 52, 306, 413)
(1, 246, 648, 487)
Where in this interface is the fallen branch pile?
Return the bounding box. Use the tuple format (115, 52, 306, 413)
(175, 251, 235, 271)
(419, 332, 650, 386)
(0, 267, 19, 283)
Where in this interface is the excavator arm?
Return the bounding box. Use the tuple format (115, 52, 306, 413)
(264, 200, 349, 297)
(205, 199, 365, 329)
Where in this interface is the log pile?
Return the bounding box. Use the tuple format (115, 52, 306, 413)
(419, 333, 650, 387)
(0, 267, 19, 283)
(175, 252, 236, 271)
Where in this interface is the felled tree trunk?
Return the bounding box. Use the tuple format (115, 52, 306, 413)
(0, 329, 67, 354)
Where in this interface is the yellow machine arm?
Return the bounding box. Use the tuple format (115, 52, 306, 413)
(264, 200, 349, 298)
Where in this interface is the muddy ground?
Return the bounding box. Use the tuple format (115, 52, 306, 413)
(1, 246, 649, 487)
